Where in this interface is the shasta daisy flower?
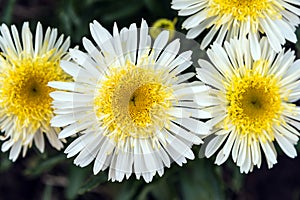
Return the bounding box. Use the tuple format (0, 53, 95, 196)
(171, 0, 300, 58)
(49, 19, 211, 183)
(0, 22, 70, 161)
(197, 37, 300, 173)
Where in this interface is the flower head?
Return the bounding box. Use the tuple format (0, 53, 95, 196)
(150, 18, 177, 40)
(171, 0, 300, 58)
(50, 20, 211, 182)
(0, 22, 70, 161)
(197, 37, 300, 173)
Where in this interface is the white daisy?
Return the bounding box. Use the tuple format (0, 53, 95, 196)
(0, 22, 70, 161)
(49, 19, 211, 183)
(171, 0, 300, 58)
(197, 37, 300, 173)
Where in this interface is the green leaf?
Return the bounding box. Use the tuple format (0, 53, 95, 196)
(78, 174, 107, 195)
(231, 169, 244, 193)
(179, 159, 225, 200)
(116, 179, 144, 200)
(24, 154, 66, 177)
(42, 184, 53, 200)
(0, 153, 12, 172)
(136, 178, 176, 200)
(2, 0, 16, 24)
(65, 165, 90, 200)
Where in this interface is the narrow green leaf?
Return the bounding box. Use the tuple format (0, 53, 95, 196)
(24, 154, 66, 177)
(78, 174, 107, 195)
(136, 178, 176, 200)
(42, 184, 53, 200)
(116, 180, 144, 200)
(2, 0, 16, 24)
(65, 165, 90, 200)
(180, 159, 225, 200)
(0, 153, 12, 172)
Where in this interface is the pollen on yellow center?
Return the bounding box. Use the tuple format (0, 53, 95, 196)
(129, 83, 166, 126)
(0, 51, 69, 133)
(209, 0, 283, 22)
(224, 62, 283, 143)
(94, 60, 173, 142)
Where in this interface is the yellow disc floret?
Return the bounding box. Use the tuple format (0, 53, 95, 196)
(208, 0, 283, 23)
(0, 50, 69, 138)
(129, 83, 168, 127)
(94, 60, 173, 143)
(224, 61, 283, 143)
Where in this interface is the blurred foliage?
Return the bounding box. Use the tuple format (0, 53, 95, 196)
(56, 0, 177, 43)
(18, 149, 227, 200)
(0, 0, 300, 200)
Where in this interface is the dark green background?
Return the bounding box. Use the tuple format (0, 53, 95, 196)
(1, 0, 300, 199)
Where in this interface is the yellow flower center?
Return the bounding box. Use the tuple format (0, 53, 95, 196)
(224, 61, 283, 143)
(0, 51, 69, 134)
(94, 60, 173, 143)
(209, 0, 283, 22)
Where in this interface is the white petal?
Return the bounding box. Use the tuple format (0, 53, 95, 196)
(172, 118, 210, 135)
(34, 131, 45, 153)
(1, 139, 14, 152)
(260, 140, 277, 165)
(275, 133, 297, 158)
(205, 134, 228, 157)
(93, 137, 115, 174)
(9, 140, 22, 162)
(137, 19, 150, 64)
(168, 122, 202, 145)
(156, 39, 180, 68)
(249, 31, 261, 60)
(59, 121, 93, 138)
